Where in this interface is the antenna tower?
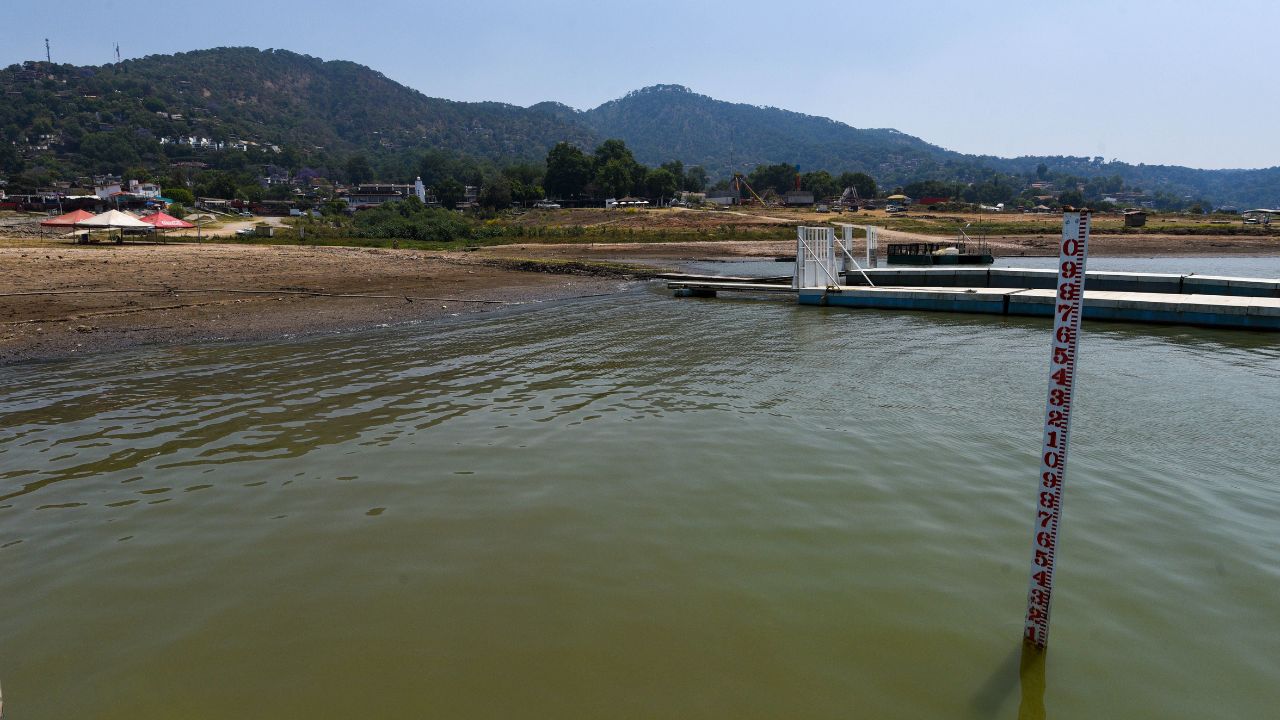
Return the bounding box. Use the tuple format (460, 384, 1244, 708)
(45, 38, 51, 63)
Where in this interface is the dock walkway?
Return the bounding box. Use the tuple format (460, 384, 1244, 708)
(841, 267, 1280, 298)
(665, 278, 1280, 331)
(805, 285, 1280, 330)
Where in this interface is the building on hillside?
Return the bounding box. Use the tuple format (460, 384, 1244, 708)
(343, 183, 417, 207)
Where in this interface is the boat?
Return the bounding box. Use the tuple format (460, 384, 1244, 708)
(886, 224, 993, 265)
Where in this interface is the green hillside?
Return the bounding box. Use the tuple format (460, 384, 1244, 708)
(0, 47, 596, 179)
(2, 47, 1278, 208)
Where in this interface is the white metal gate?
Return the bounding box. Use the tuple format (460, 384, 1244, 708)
(795, 225, 877, 289)
(794, 226, 840, 289)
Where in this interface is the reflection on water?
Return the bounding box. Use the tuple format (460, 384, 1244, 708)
(2, 283, 1279, 718)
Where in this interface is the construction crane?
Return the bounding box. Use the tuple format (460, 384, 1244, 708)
(837, 185, 861, 210)
(730, 173, 767, 205)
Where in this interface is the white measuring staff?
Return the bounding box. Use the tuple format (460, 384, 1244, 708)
(1023, 209, 1091, 650)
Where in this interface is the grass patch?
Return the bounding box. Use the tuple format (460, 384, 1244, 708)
(477, 256, 661, 279)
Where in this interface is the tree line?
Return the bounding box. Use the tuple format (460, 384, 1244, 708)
(544, 140, 708, 200)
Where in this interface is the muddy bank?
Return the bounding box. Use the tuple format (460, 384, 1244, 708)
(0, 244, 645, 364)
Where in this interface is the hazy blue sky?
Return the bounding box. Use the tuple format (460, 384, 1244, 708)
(3, 0, 1276, 169)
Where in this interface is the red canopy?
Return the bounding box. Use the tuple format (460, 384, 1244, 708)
(139, 211, 195, 229)
(40, 209, 96, 227)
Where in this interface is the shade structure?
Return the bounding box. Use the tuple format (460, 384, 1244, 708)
(39, 209, 96, 227)
(139, 211, 194, 229)
(74, 209, 153, 229)
(885, 194, 909, 200)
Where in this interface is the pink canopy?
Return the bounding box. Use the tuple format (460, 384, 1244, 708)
(40, 209, 96, 227)
(139, 211, 195, 229)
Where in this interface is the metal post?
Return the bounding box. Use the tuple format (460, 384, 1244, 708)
(865, 225, 879, 268)
(1022, 210, 1091, 650)
(793, 226, 804, 289)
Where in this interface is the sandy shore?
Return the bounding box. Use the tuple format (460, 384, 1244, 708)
(3, 231, 1278, 364)
(0, 243, 643, 365)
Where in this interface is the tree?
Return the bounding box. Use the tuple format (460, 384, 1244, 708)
(684, 165, 708, 192)
(166, 187, 195, 205)
(1036, 163, 1049, 180)
(748, 163, 798, 194)
(501, 162, 543, 188)
(435, 178, 464, 209)
(345, 154, 373, 184)
(544, 142, 591, 198)
(644, 168, 678, 201)
(592, 139, 644, 196)
(194, 171, 239, 200)
(593, 138, 636, 167)
(903, 179, 960, 200)
(836, 172, 877, 200)
(595, 158, 634, 198)
(1057, 190, 1084, 208)
(480, 177, 513, 209)
(801, 170, 838, 200)
(660, 160, 684, 190)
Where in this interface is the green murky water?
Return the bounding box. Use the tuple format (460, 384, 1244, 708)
(3, 284, 1279, 718)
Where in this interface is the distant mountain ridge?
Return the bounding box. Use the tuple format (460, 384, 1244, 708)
(577, 84, 955, 181)
(2, 47, 1278, 207)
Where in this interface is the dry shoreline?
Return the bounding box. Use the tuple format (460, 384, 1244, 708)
(0, 243, 647, 365)
(3, 234, 1279, 365)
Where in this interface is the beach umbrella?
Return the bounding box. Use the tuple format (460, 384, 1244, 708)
(139, 211, 195, 229)
(74, 209, 155, 243)
(39, 209, 96, 227)
(140, 211, 195, 243)
(75, 209, 153, 229)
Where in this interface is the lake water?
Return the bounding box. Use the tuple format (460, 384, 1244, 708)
(3, 265, 1280, 718)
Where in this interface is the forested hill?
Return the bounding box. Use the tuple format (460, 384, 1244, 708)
(578, 84, 957, 181)
(3, 47, 1279, 207)
(0, 47, 597, 175)
(574, 85, 1280, 208)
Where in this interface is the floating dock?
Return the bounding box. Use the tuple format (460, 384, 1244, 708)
(800, 286, 1280, 330)
(841, 267, 1280, 298)
(666, 278, 1280, 331)
(668, 225, 1280, 330)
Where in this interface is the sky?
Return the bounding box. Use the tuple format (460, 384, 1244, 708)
(3, 0, 1277, 170)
